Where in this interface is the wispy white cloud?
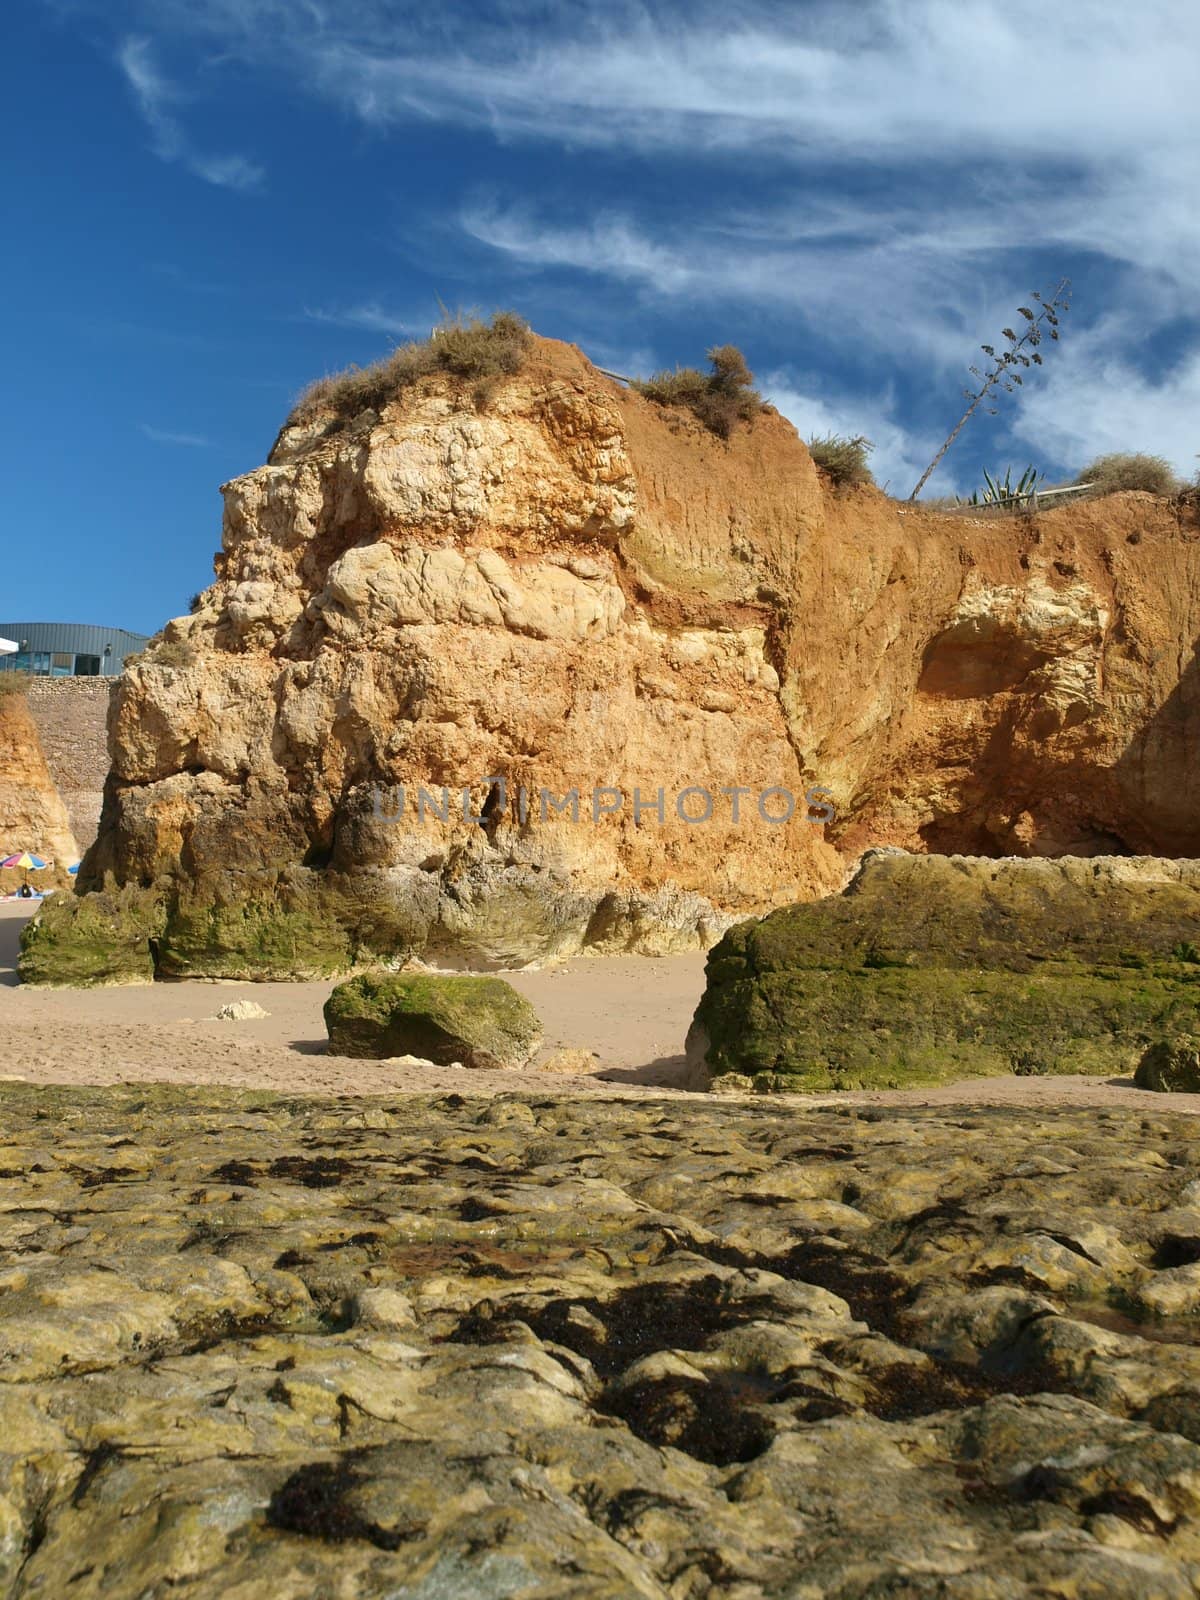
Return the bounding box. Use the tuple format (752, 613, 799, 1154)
(301, 301, 424, 338)
(255, 0, 1197, 171)
(765, 377, 954, 500)
(139, 422, 212, 447)
(103, 6, 1200, 331)
(459, 203, 1043, 369)
(97, 0, 1200, 476)
(117, 35, 264, 191)
(1011, 324, 1200, 480)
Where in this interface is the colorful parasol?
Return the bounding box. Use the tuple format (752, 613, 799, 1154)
(1, 854, 48, 871)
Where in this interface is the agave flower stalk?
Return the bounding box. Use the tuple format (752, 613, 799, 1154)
(909, 281, 1070, 501)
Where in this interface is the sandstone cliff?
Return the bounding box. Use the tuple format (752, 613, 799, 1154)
(62, 334, 1200, 976)
(0, 686, 78, 891)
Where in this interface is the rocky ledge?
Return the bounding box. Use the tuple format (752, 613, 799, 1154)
(4, 1083, 1200, 1595)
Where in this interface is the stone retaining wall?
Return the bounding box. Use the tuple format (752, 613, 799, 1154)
(22, 677, 114, 852)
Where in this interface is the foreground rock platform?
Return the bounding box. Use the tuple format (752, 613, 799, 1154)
(692, 851, 1200, 1091)
(4, 1083, 1200, 1594)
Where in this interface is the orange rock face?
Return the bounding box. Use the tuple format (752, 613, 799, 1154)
(83, 336, 1200, 967)
(0, 689, 79, 888)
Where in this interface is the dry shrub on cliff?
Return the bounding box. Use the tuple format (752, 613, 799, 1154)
(150, 640, 199, 670)
(633, 345, 763, 439)
(1075, 453, 1180, 497)
(289, 311, 533, 426)
(0, 672, 30, 700)
(808, 433, 876, 489)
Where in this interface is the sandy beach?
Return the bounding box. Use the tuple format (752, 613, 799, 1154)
(3, 899, 1198, 1113)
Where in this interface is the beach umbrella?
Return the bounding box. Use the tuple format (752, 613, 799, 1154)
(67, 861, 81, 876)
(1, 852, 48, 891)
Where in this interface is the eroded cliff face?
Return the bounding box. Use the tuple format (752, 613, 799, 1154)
(81, 335, 1200, 974)
(0, 690, 78, 889)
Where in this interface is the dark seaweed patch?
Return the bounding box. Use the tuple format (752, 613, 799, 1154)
(777, 1240, 912, 1341)
(268, 1156, 357, 1189)
(267, 1458, 422, 1550)
(450, 1274, 778, 1385)
(967, 1265, 1051, 1293)
(599, 1373, 774, 1466)
(512, 1277, 776, 1381)
(458, 1197, 508, 1221)
(1080, 1489, 1178, 1535)
(866, 1361, 1005, 1420)
(771, 1376, 856, 1422)
(74, 1167, 143, 1189)
(71, 1442, 122, 1506)
(1154, 1233, 1200, 1269)
(208, 1160, 259, 1187)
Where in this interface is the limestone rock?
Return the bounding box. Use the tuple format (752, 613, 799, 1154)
(692, 850, 1200, 1091)
(213, 999, 271, 1021)
(324, 971, 542, 1068)
(1133, 1263, 1200, 1318)
(538, 1047, 599, 1073)
(4, 1084, 1200, 1592)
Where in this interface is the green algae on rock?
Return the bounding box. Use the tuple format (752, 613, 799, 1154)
(17, 873, 357, 986)
(690, 851, 1200, 1091)
(156, 881, 352, 981)
(324, 971, 542, 1068)
(17, 881, 166, 987)
(1136, 1038, 1200, 1093)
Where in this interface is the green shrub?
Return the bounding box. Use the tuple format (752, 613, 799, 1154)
(1075, 452, 1179, 496)
(961, 464, 1043, 508)
(807, 433, 875, 488)
(288, 310, 533, 427)
(633, 345, 762, 439)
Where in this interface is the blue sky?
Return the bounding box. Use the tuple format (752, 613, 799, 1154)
(6, 0, 1199, 636)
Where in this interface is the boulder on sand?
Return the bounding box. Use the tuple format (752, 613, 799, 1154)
(214, 1000, 271, 1021)
(1135, 1038, 1200, 1094)
(324, 971, 542, 1069)
(689, 850, 1200, 1093)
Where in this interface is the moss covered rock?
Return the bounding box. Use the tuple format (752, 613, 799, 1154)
(324, 971, 542, 1068)
(157, 880, 351, 981)
(18, 883, 166, 987)
(1135, 1038, 1200, 1093)
(691, 851, 1200, 1092)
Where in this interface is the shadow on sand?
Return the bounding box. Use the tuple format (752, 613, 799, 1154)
(0, 908, 35, 988)
(596, 1054, 697, 1090)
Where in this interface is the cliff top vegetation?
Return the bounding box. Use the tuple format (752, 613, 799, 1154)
(287, 310, 533, 428)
